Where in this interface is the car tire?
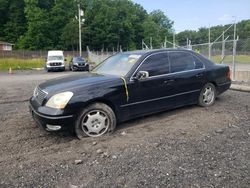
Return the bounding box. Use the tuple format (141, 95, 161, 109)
(75, 102, 116, 139)
(198, 83, 216, 107)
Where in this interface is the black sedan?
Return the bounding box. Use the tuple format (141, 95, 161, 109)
(69, 56, 89, 71)
(29, 49, 231, 138)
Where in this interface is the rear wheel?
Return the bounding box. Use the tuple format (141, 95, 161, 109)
(75, 103, 116, 139)
(198, 83, 216, 107)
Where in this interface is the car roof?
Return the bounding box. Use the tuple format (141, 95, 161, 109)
(122, 48, 195, 56)
(73, 56, 85, 59)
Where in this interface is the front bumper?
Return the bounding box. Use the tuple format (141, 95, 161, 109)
(72, 64, 89, 71)
(46, 66, 65, 71)
(29, 102, 74, 132)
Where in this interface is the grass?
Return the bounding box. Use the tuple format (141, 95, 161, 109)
(0, 58, 45, 71)
(0, 57, 74, 71)
(211, 55, 250, 64)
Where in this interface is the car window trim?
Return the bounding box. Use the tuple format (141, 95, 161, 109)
(142, 68, 206, 80)
(130, 51, 205, 81)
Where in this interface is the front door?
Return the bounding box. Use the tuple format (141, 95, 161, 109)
(124, 52, 178, 117)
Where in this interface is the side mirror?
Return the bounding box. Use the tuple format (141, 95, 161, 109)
(135, 71, 149, 80)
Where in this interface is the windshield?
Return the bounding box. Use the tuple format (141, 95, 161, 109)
(73, 57, 85, 62)
(48, 56, 63, 61)
(93, 53, 141, 76)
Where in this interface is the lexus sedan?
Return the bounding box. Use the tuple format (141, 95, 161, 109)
(69, 56, 89, 71)
(29, 49, 231, 139)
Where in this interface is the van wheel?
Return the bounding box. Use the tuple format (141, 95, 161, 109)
(75, 103, 116, 139)
(198, 83, 216, 107)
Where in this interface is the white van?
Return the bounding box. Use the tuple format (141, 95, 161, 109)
(46, 50, 65, 71)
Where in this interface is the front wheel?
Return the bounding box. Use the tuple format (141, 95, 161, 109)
(198, 83, 216, 107)
(75, 103, 116, 139)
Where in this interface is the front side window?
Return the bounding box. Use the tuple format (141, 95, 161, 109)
(169, 52, 204, 73)
(138, 53, 170, 77)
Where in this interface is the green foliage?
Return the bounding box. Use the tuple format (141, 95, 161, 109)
(143, 10, 173, 48)
(0, 58, 44, 70)
(61, 20, 79, 51)
(0, 0, 26, 44)
(0, 0, 174, 51)
(176, 19, 250, 47)
(5, 0, 250, 51)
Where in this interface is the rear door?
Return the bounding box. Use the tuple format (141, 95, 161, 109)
(167, 51, 206, 105)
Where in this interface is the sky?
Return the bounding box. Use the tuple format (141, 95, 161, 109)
(132, 0, 250, 33)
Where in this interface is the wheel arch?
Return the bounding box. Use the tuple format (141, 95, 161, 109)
(207, 81, 218, 94)
(82, 98, 120, 122)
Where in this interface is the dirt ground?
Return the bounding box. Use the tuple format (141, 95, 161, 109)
(0, 71, 249, 188)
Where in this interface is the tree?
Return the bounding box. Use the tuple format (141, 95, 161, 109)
(18, 0, 53, 49)
(142, 10, 173, 48)
(0, 0, 26, 45)
(61, 20, 79, 50)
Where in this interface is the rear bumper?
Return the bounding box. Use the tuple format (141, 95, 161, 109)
(29, 103, 74, 131)
(217, 81, 231, 95)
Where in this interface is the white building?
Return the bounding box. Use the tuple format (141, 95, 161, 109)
(0, 41, 14, 51)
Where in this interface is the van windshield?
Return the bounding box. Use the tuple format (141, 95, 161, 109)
(48, 56, 63, 61)
(93, 53, 141, 76)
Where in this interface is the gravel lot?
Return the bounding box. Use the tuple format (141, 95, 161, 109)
(0, 71, 249, 188)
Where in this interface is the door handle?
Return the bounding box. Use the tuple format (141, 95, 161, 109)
(164, 79, 175, 84)
(196, 73, 203, 78)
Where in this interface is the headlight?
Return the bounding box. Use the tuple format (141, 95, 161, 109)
(33, 86, 38, 97)
(45, 91, 73, 109)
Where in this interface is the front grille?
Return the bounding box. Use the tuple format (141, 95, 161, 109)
(34, 87, 47, 105)
(78, 63, 86, 66)
(50, 62, 62, 66)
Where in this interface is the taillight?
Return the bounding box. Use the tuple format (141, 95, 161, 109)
(227, 68, 231, 80)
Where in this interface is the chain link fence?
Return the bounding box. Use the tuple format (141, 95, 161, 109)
(182, 39, 250, 81)
(87, 50, 116, 64)
(1, 39, 249, 81)
(0, 50, 87, 59)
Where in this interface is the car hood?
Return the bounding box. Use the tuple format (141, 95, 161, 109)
(39, 72, 119, 93)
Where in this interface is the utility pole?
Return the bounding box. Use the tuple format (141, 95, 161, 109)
(208, 27, 211, 60)
(221, 31, 225, 64)
(173, 32, 175, 48)
(150, 37, 152, 49)
(232, 20, 237, 80)
(78, 3, 84, 57)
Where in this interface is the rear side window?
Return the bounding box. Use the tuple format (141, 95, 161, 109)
(169, 52, 204, 73)
(138, 53, 170, 76)
(193, 56, 204, 69)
